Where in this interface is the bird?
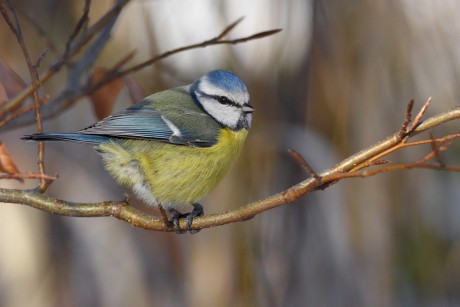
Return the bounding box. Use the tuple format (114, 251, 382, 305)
(23, 69, 254, 233)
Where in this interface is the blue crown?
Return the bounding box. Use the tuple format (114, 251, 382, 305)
(206, 69, 248, 93)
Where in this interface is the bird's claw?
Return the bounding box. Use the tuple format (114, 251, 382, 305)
(169, 203, 204, 234)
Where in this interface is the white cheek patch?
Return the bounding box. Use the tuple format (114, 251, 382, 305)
(199, 96, 241, 129)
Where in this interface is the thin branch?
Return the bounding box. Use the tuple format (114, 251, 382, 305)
(0, 0, 130, 119)
(2, 0, 49, 190)
(84, 26, 282, 100)
(216, 16, 245, 40)
(345, 106, 460, 173)
(0, 3, 18, 36)
(324, 163, 460, 182)
(64, 0, 91, 58)
(398, 98, 413, 140)
(409, 106, 460, 136)
(119, 24, 282, 77)
(288, 148, 321, 181)
(0, 172, 57, 181)
(0, 161, 457, 232)
(429, 132, 444, 165)
(218, 29, 283, 44)
(0, 95, 48, 128)
(361, 132, 460, 166)
(16, 6, 59, 54)
(0, 14, 281, 131)
(360, 159, 391, 168)
(401, 132, 460, 148)
(109, 49, 137, 72)
(409, 96, 431, 133)
(417, 136, 452, 164)
(35, 48, 48, 69)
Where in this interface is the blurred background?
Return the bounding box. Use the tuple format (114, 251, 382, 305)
(1, 0, 460, 306)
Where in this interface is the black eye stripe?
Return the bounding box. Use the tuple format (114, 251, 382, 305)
(195, 89, 240, 108)
(213, 95, 238, 107)
(217, 96, 232, 105)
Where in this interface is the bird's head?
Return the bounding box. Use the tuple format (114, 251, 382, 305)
(190, 69, 254, 130)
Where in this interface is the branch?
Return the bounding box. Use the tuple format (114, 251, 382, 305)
(0, 0, 130, 121)
(0, 1, 49, 190)
(0, 13, 281, 131)
(1, 100, 459, 232)
(288, 148, 321, 181)
(86, 19, 282, 97)
(0, 172, 57, 181)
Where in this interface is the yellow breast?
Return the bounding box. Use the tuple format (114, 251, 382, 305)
(97, 128, 249, 207)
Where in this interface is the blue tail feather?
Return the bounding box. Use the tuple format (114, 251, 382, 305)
(21, 133, 110, 144)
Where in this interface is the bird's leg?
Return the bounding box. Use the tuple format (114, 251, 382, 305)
(186, 203, 204, 234)
(158, 204, 171, 230)
(168, 208, 186, 234)
(168, 203, 204, 234)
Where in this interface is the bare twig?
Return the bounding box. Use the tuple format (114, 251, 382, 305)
(64, 0, 91, 57)
(360, 159, 391, 168)
(34, 48, 48, 69)
(408, 106, 460, 136)
(288, 148, 321, 181)
(119, 21, 281, 77)
(0, 13, 281, 131)
(398, 98, 413, 140)
(0, 4, 18, 36)
(0, 0, 130, 119)
(323, 163, 460, 182)
(346, 104, 460, 173)
(409, 96, 431, 133)
(0, 172, 57, 181)
(416, 134, 452, 164)
(219, 29, 283, 44)
(16, 7, 59, 54)
(0, 95, 48, 128)
(0, 161, 458, 232)
(402, 132, 460, 148)
(84, 21, 281, 106)
(216, 16, 245, 40)
(109, 49, 137, 72)
(429, 132, 444, 165)
(1, 0, 49, 191)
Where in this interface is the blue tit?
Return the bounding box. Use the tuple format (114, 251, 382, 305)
(23, 69, 254, 232)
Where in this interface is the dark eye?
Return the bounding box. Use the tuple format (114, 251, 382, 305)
(217, 96, 232, 105)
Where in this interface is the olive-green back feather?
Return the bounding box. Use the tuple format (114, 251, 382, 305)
(80, 87, 221, 147)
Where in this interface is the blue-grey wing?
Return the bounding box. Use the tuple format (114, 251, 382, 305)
(79, 100, 220, 147)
